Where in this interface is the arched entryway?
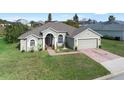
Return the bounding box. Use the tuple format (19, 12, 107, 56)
(45, 34, 54, 47)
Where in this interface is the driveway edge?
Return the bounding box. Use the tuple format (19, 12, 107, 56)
(94, 70, 124, 80)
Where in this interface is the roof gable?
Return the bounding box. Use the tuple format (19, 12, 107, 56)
(41, 27, 67, 33)
(25, 34, 41, 39)
(87, 28, 103, 37)
(73, 28, 102, 38)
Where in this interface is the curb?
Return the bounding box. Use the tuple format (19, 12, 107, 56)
(94, 71, 124, 80)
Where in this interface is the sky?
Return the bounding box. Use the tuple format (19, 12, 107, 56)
(0, 13, 124, 22)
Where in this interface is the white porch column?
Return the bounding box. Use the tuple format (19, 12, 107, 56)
(54, 37, 57, 50)
(42, 37, 45, 50)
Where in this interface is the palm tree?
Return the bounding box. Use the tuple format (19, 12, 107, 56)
(48, 13, 52, 22)
(73, 13, 79, 23)
(108, 15, 115, 22)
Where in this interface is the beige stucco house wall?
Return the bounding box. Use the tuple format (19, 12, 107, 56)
(20, 28, 66, 51)
(20, 34, 42, 51)
(74, 28, 101, 49)
(66, 28, 102, 50)
(41, 28, 66, 50)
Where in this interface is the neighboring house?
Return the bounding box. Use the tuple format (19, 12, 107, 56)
(16, 19, 32, 27)
(79, 19, 97, 26)
(16, 19, 29, 25)
(18, 22, 102, 52)
(84, 22, 124, 40)
(0, 24, 5, 27)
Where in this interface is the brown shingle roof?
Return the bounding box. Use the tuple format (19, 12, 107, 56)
(18, 22, 77, 39)
(18, 22, 100, 39)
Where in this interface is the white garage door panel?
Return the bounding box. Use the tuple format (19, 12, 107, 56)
(78, 39, 97, 49)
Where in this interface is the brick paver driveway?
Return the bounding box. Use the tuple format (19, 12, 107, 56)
(79, 48, 124, 73)
(79, 48, 120, 63)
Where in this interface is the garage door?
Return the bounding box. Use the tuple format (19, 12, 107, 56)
(78, 38, 97, 49)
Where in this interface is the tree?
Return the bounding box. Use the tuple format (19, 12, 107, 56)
(92, 20, 97, 24)
(108, 15, 115, 22)
(30, 21, 42, 27)
(48, 13, 52, 22)
(63, 20, 79, 28)
(30, 21, 35, 27)
(0, 19, 7, 24)
(73, 14, 79, 23)
(5, 23, 28, 43)
(30, 21, 35, 25)
(87, 18, 92, 24)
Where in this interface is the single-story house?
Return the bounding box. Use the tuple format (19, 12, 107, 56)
(83, 23, 124, 40)
(18, 22, 102, 52)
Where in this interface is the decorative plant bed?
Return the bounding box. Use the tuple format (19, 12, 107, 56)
(55, 47, 75, 53)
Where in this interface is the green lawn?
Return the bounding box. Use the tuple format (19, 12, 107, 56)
(102, 39, 124, 57)
(0, 38, 109, 80)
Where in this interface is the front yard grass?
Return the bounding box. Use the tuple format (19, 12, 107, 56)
(0, 38, 110, 80)
(102, 39, 124, 57)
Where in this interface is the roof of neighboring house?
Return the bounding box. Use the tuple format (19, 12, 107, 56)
(18, 22, 77, 39)
(84, 22, 124, 31)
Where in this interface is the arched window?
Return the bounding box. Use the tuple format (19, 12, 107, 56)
(58, 35, 63, 43)
(30, 40, 35, 46)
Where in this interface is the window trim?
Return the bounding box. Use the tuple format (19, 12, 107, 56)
(30, 39, 35, 47)
(58, 35, 63, 43)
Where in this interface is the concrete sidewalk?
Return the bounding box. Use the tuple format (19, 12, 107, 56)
(101, 58, 124, 73)
(94, 70, 124, 80)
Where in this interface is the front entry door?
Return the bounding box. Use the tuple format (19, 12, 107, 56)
(45, 34, 53, 47)
(46, 37, 52, 46)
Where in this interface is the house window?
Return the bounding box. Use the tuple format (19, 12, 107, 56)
(30, 40, 35, 46)
(58, 35, 63, 43)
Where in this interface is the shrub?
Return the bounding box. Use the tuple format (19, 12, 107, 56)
(16, 43, 20, 49)
(115, 37, 120, 40)
(0, 29, 6, 37)
(30, 49, 34, 52)
(39, 48, 42, 51)
(30, 47, 34, 52)
(21, 50, 25, 53)
(62, 44, 64, 48)
(58, 45, 64, 49)
(102, 35, 115, 40)
(75, 46, 77, 51)
(103, 35, 121, 41)
(52, 45, 54, 49)
(37, 44, 42, 51)
(99, 45, 102, 48)
(45, 46, 47, 50)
